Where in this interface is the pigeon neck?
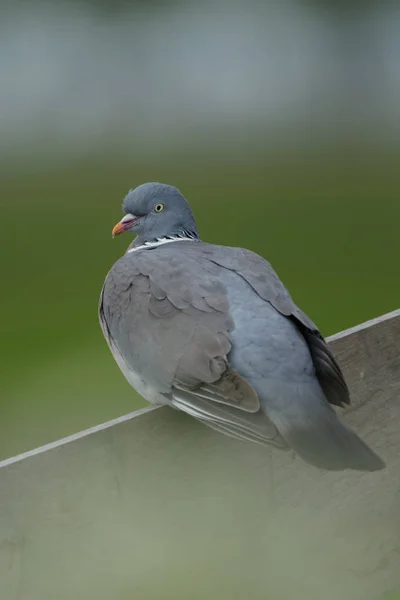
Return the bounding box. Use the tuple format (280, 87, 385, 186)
(127, 229, 200, 253)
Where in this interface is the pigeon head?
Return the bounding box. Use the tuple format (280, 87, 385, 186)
(112, 182, 199, 246)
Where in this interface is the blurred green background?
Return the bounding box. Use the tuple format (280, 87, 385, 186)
(1, 0, 399, 462)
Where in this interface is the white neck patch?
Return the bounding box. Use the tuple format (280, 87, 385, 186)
(127, 236, 197, 253)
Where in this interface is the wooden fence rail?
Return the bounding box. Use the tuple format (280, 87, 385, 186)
(1, 309, 399, 600)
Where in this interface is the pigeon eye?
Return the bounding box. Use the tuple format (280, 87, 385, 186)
(154, 203, 164, 213)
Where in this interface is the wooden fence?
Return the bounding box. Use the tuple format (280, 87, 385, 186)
(1, 309, 399, 600)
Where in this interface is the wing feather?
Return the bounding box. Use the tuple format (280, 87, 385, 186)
(199, 244, 350, 408)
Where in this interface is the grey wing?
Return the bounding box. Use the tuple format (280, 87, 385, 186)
(99, 250, 285, 448)
(201, 245, 350, 408)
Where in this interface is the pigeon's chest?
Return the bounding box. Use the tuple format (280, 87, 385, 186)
(109, 337, 167, 406)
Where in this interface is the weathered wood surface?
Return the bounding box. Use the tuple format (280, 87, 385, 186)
(0, 309, 399, 600)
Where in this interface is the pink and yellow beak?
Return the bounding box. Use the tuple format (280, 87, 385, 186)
(112, 214, 138, 237)
(112, 222, 127, 237)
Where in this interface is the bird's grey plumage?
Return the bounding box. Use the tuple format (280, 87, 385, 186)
(99, 182, 385, 471)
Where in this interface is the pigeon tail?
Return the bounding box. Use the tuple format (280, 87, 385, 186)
(264, 382, 385, 472)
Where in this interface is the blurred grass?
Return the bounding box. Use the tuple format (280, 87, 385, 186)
(0, 145, 399, 460)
